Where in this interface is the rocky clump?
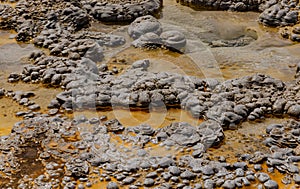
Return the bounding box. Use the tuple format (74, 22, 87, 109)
(209, 35, 256, 47)
(33, 30, 125, 60)
(259, 0, 299, 27)
(157, 120, 224, 148)
(177, 0, 263, 11)
(8, 54, 79, 84)
(0, 0, 162, 43)
(264, 120, 300, 149)
(0, 115, 224, 188)
(8, 52, 118, 87)
(281, 79, 300, 118)
(11, 48, 300, 130)
(2, 113, 299, 189)
(53, 59, 210, 114)
(280, 24, 300, 42)
(49, 56, 300, 130)
(87, 0, 162, 22)
(129, 15, 187, 51)
(207, 74, 286, 129)
(0, 4, 16, 30)
(176, 0, 300, 32)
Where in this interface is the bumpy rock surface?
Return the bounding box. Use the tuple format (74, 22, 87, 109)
(129, 16, 187, 51)
(46, 58, 300, 131)
(1, 112, 299, 188)
(177, 0, 300, 28)
(88, 0, 162, 22)
(128, 15, 163, 39)
(259, 0, 299, 26)
(1, 0, 300, 188)
(177, 0, 263, 11)
(0, 114, 223, 188)
(280, 24, 300, 42)
(0, 0, 162, 43)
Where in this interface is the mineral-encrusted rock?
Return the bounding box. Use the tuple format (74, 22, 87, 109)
(264, 180, 279, 189)
(160, 30, 187, 50)
(107, 182, 119, 189)
(132, 32, 162, 48)
(177, 0, 263, 11)
(157, 121, 224, 148)
(265, 120, 300, 148)
(89, 0, 162, 22)
(159, 122, 201, 146)
(129, 16, 187, 50)
(104, 119, 125, 132)
(280, 24, 300, 42)
(133, 124, 155, 135)
(210, 36, 256, 47)
(259, 0, 299, 27)
(128, 15, 163, 40)
(65, 158, 89, 177)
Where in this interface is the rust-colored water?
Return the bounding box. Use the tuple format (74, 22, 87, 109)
(106, 46, 205, 77)
(70, 107, 202, 129)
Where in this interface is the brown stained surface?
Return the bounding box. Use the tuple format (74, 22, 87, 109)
(16, 145, 44, 179)
(0, 147, 45, 189)
(219, 62, 293, 81)
(0, 97, 27, 136)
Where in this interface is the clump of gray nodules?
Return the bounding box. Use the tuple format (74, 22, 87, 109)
(0, 0, 162, 42)
(280, 24, 300, 42)
(7, 30, 126, 86)
(128, 15, 163, 40)
(89, 0, 162, 22)
(0, 115, 222, 188)
(210, 35, 257, 47)
(128, 15, 187, 51)
(52, 58, 300, 130)
(176, 0, 299, 27)
(3, 114, 300, 188)
(8, 52, 300, 131)
(177, 0, 262, 11)
(259, 0, 299, 27)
